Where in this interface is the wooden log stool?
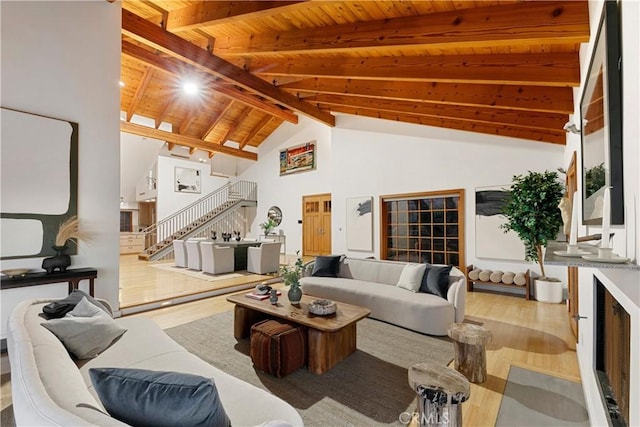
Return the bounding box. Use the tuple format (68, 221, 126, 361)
(447, 323, 492, 383)
(250, 319, 306, 378)
(408, 363, 470, 427)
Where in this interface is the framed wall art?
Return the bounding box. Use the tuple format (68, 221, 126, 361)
(475, 186, 525, 261)
(174, 167, 201, 193)
(346, 196, 373, 252)
(280, 141, 316, 176)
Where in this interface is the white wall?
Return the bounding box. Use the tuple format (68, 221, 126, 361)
(0, 1, 121, 337)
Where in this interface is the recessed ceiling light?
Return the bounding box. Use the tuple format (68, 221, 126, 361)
(119, 81, 125, 87)
(183, 81, 199, 95)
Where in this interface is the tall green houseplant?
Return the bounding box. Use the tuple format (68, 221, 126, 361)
(500, 170, 564, 279)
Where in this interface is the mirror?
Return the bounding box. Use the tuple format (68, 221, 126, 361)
(581, 0, 624, 225)
(267, 206, 282, 226)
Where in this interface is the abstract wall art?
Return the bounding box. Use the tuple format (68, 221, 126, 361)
(475, 186, 525, 261)
(174, 167, 201, 193)
(346, 196, 373, 252)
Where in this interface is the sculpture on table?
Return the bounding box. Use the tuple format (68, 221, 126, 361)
(42, 216, 91, 274)
(211, 230, 217, 241)
(233, 230, 241, 241)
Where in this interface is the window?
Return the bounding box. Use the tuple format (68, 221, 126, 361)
(381, 189, 464, 270)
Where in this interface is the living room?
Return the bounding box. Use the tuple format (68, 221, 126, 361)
(1, 1, 639, 426)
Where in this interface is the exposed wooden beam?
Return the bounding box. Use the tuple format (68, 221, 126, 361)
(155, 92, 178, 129)
(240, 115, 273, 149)
(121, 121, 257, 160)
(215, 107, 249, 145)
(327, 106, 566, 145)
(281, 78, 574, 114)
(166, 1, 305, 32)
(167, 142, 175, 151)
(122, 10, 334, 126)
(126, 67, 155, 121)
(179, 105, 200, 134)
(309, 94, 568, 132)
(250, 53, 580, 87)
(212, 1, 589, 56)
(202, 99, 234, 140)
(122, 41, 298, 124)
(189, 147, 196, 155)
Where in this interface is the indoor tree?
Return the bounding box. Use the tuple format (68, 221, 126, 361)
(500, 170, 564, 279)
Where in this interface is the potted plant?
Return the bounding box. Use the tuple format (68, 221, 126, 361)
(500, 171, 564, 303)
(280, 251, 304, 304)
(259, 218, 277, 236)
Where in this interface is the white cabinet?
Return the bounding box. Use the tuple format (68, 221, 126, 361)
(120, 232, 144, 254)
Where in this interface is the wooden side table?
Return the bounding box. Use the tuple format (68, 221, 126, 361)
(447, 323, 492, 383)
(408, 362, 470, 427)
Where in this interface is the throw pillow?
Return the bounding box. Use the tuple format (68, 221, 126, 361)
(419, 265, 453, 298)
(311, 255, 342, 277)
(41, 297, 126, 359)
(89, 368, 232, 427)
(396, 263, 427, 292)
(42, 289, 111, 319)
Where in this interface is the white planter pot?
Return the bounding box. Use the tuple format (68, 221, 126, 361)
(535, 278, 563, 303)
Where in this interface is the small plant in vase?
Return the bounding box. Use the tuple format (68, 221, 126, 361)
(260, 218, 277, 236)
(280, 251, 304, 304)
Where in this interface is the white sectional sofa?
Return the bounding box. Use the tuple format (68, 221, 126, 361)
(300, 258, 466, 336)
(7, 298, 303, 426)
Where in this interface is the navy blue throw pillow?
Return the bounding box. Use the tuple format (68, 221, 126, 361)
(419, 265, 453, 298)
(311, 255, 342, 277)
(89, 368, 231, 427)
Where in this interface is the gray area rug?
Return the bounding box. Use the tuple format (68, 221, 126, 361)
(496, 366, 589, 426)
(166, 311, 454, 426)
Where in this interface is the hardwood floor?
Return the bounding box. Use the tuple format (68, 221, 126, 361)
(2, 256, 581, 426)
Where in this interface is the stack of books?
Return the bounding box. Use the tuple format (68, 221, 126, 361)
(245, 290, 281, 300)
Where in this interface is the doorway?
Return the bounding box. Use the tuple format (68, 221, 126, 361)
(565, 152, 579, 340)
(302, 193, 332, 256)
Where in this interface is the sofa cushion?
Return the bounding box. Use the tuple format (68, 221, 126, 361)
(89, 368, 231, 427)
(338, 258, 406, 285)
(42, 289, 111, 319)
(41, 297, 126, 359)
(312, 255, 342, 277)
(396, 263, 427, 292)
(419, 265, 453, 298)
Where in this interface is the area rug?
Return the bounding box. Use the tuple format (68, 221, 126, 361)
(495, 366, 589, 426)
(150, 263, 273, 283)
(166, 311, 454, 426)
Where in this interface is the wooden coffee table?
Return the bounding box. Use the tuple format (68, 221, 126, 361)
(226, 293, 371, 374)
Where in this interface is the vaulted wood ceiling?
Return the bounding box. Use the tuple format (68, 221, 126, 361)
(120, 1, 590, 160)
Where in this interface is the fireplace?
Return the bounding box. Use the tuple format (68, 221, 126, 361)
(595, 277, 631, 427)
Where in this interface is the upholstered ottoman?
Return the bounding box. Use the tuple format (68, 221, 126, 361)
(250, 319, 306, 378)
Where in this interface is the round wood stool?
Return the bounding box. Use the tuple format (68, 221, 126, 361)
(447, 323, 492, 383)
(408, 363, 470, 427)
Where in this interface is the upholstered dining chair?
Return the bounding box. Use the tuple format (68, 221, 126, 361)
(173, 239, 188, 268)
(246, 242, 281, 274)
(185, 239, 204, 270)
(200, 242, 234, 275)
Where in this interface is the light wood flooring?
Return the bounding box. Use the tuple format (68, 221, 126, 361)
(2, 256, 581, 426)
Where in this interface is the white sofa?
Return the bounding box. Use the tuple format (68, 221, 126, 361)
(300, 258, 466, 336)
(7, 298, 303, 426)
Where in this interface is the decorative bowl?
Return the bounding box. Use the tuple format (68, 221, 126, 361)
(1, 268, 31, 278)
(255, 284, 272, 295)
(308, 299, 337, 316)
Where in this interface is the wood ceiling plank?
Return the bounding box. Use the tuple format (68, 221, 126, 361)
(240, 115, 273, 149)
(327, 106, 566, 145)
(212, 1, 589, 56)
(215, 106, 250, 145)
(126, 67, 155, 121)
(178, 105, 200, 134)
(155, 91, 179, 128)
(122, 9, 335, 126)
(202, 99, 234, 139)
(250, 52, 580, 87)
(121, 121, 257, 160)
(166, 1, 306, 32)
(282, 78, 574, 114)
(309, 94, 568, 131)
(122, 41, 298, 124)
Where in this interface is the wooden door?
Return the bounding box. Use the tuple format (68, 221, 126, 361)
(302, 194, 331, 256)
(565, 152, 579, 340)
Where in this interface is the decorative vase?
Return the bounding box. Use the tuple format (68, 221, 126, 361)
(42, 244, 71, 274)
(287, 285, 302, 304)
(269, 289, 279, 305)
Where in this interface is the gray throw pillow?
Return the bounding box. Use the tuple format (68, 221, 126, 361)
(42, 289, 111, 319)
(41, 297, 126, 359)
(89, 368, 232, 427)
(419, 265, 453, 298)
(311, 255, 342, 277)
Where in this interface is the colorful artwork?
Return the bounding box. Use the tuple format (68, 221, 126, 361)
(280, 141, 316, 176)
(475, 186, 525, 261)
(346, 196, 373, 252)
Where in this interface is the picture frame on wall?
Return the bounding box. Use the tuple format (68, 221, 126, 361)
(174, 167, 201, 193)
(280, 141, 316, 176)
(475, 186, 525, 261)
(346, 196, 373, 252)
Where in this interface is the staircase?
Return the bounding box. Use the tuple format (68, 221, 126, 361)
(138, 181, 257, 261)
